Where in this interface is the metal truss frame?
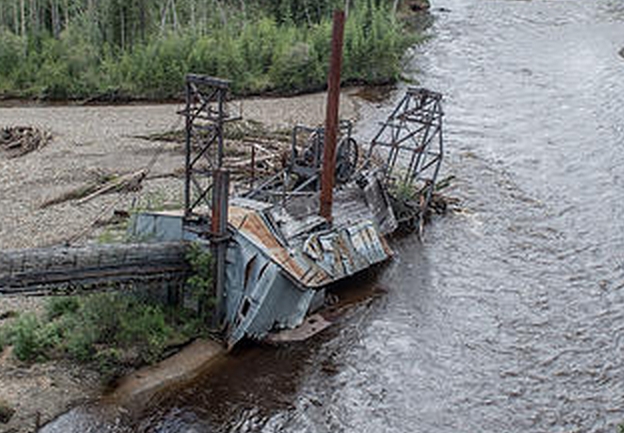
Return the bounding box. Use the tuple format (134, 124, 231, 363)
(182, 74, 239, 221)
(368, 87, 444, 211)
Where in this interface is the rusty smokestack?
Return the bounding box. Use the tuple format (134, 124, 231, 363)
(320, 9, 345, 222)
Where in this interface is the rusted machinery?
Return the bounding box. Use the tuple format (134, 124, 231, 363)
(367, 87, 444, 230)
(0, 81, 445, 347)
(172, 9, 445, 345)
(289, 120, 358, 187)
(180, 74, 240, 223)
(245, 120, 358, 203)
(156, 67, 446, 348)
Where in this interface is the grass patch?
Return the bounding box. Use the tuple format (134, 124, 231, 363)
(0, 244, 214, 382)
(46, 297, 80, 320)
(9, 313, 61, 362)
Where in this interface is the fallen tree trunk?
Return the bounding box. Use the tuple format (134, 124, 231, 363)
(0, 242, 190, 296)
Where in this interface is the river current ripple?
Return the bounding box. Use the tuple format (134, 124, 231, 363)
(43, 1, 624, 432)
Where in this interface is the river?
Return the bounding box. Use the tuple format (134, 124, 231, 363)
(41, 0, 624, 432)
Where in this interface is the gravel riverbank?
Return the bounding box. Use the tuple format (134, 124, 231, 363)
(0, 91, 362, 250)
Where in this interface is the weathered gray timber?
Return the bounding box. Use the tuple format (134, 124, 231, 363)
(0, 242, 190, 296)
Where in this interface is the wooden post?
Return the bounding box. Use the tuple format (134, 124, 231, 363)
(319, 10, 345, 222)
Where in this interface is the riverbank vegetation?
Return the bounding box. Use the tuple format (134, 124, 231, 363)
(0, 246, 214, 383)
(0, 294, 207, 381)
(0, 0, 417, 100)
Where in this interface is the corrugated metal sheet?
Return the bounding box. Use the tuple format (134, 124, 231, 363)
(229, 203, 392, 288)
(301, 220, 390, 280)
(224, 231, 318, 348)
(223, 201, 393, 346)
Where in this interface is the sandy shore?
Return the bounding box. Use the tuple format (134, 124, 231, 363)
(0, 89, 370, 433)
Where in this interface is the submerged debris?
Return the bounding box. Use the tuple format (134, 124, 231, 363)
(0, 126, 52, 158)
(389, 175, 458, 233)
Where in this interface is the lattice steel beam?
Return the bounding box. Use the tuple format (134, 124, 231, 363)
(182, 74, 238, 220)
(368, 87, 444, 212)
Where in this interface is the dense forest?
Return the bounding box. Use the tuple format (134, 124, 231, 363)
(0, 0, 416, 99)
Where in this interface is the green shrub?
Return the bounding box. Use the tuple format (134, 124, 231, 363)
(0, 0, 415, 99)
(120, 305, 171, 363)
(79, 293, 126, 344)
(65, 322, 98, 362)
(239, 18, 279, 77)
(46, 297, 80, 320)
(0, 292, 204, 369)
(94, 347, 123, 382)
(0, 30, 25, 79)
(49, 293, 175, 364)
(126, 33, 193, 98)
(392, 178, 417, 202)
(10, 314, 60, 362)
(37, 59, 74, 100)
(10, 314, 41, 361)
(269, 41, 323, 93)
(185, 243, 215, 319)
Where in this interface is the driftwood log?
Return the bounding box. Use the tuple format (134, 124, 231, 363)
(76, 170, 147, 204)
(41, 169, 148, 208)
(0, 126, 52, 158)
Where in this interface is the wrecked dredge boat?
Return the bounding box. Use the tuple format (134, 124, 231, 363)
(0, 15, 446, 350)
(131, 73, 445, 348)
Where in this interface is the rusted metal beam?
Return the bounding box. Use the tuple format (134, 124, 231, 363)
(211, 169, 230, 328)
(319, 9, 346, 222)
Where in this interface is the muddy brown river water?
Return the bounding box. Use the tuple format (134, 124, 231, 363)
(40, 0, 624, 432)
